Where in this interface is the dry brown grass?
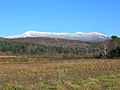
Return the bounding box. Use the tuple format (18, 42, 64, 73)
(0, 56, 120, 90)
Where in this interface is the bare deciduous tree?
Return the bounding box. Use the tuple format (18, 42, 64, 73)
(98, 42, 110, 57)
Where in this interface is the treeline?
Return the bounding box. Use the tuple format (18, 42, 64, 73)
(107, 36, 120, 58)
(0, 40, 99, 58)
(0, 36, 120, 59)
(98, 36, 120, 58)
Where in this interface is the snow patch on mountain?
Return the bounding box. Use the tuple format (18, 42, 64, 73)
(7, 31, 110, 42)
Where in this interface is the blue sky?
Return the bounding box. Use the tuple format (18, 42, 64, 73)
(0, 0, 120, 37)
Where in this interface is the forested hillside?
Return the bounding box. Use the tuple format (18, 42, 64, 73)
(0, 36, 120, 58)
(0, 39, 99, 58)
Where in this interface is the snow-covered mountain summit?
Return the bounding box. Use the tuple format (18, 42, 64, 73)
(7, 31, 110, 42)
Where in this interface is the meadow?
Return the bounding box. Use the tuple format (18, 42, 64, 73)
(0, 56, 120, 90)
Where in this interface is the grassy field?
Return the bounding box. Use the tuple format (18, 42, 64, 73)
(0, 56, 120, 90)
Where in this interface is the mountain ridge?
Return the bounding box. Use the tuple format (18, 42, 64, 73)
(6, 31, 110, 42)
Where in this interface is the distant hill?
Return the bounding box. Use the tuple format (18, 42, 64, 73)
(9, 37, 81, 44)
(7, 31, 110, 42)
(0, 35, 120, 58)
(0, 37, 7, 40)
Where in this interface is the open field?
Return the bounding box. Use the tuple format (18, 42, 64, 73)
(0, 56, 120, 90)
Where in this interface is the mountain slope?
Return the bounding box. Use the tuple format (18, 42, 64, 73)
(7, 31, 110, 42)
(0, 37, 8, 40)
(10, 37, 81, 44)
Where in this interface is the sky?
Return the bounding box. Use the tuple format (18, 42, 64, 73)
(0, 0, 120, 37)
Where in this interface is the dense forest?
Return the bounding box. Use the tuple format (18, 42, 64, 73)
(0, 36, 120, 58)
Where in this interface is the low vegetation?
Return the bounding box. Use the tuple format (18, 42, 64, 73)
(0, 56, 120, 90)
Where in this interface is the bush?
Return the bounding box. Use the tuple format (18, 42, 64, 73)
(107, 46, 120, 58)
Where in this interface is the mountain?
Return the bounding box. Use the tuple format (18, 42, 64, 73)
(9, 37, 82, 44)
(0, 37, 8, 40)
(7, 31, 110, 42)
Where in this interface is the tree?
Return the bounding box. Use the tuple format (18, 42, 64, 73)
(111, 36, 120, 43)
(111, 36, 118, 40)
(98, 42, 110, 58)
(108, 46, 120, 58)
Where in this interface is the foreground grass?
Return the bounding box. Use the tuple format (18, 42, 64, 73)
(0, 56, 120, 90)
